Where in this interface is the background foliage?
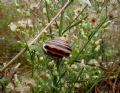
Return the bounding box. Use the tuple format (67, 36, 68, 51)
(0, 0, 120, 93)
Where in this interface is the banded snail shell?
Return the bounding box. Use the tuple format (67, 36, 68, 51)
(43, 38, 72, 58)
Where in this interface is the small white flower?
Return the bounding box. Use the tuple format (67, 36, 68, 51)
(8, 22, 17, 31)
(48, 60, 55, 67)
(26, 19, 33, 28)
(43, 8, 46, 13)
(80, 59, 86, 68)
(85, 74, 90, 79)
(88, 59, 100, 67)
(98, 56, 102, 60)
(17, 19, 33, 28)
(18, 20, 26, 28)
(71, 64, 77, 70)
(83, 0, 92, 6)
(74, 83, 81, 88)
(64, 61, 68, 65)
(40, 57, 43, 60)
(15, 1, 19, 7)
(30, 2, 39, 10)
(45, 73, 50, 78)
(17, 9, 22, 13)
(69, 54, 72, 57)
(0, 36, 5, 40)
(95, 45, 100, 51)
(95, 39, 102, 45)
(92, 75, 98, 79)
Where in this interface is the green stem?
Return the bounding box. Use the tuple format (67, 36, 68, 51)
(59, 0, 65, 36)
(62, 16, 87, 35)
(62, 5, 88, 35)
(73, 17, 107, 61)
(86, 73, 103, 93)
(52, 75, 57, 93)
(52, 59, 61, 93)
(25, 42, 36, 77)
(45, 1, 52, 38)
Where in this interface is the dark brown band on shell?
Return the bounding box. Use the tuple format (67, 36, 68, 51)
(44, 45, 70, 57)
(43, 38, 72, 58)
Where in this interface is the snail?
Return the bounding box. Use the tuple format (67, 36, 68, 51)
(42, 37, 72, 58)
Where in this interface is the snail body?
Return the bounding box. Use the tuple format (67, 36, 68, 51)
(43, 38, 72, 58)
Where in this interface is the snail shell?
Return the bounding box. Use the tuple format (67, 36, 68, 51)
(43, 38, 72, 58)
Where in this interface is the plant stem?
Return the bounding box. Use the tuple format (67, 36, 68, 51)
(45, 1, 52, 38)
(62, 16, 87, 35)
(74, 17, 107, 61)
(59, 0, 64, 36)
(52, 59, 61, 93)
(52, 74, 57, 93)
(62, 5, 88, 35)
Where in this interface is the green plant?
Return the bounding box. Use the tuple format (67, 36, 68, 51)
(0, 0, 120, 93)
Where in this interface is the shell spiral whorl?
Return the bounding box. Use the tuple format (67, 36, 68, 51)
(43, 38, 72, 58)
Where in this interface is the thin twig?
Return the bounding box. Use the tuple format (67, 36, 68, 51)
(0, 1, 71, 72)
